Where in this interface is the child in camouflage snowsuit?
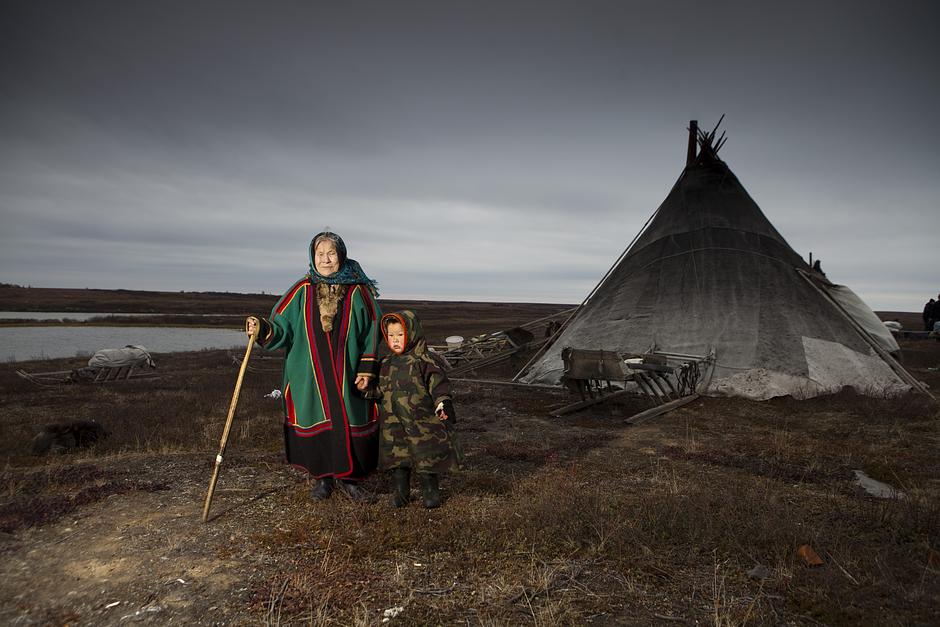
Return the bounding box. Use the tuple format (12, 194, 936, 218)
(376, 310, 461, 508)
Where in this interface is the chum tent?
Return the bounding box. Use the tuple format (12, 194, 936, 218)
(516, 121, 923, 400)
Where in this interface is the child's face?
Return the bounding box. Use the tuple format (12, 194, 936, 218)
(386, 322, 406, 354)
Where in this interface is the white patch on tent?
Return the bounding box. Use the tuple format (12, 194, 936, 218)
(802, 336, 908, 396)
(707, 337, 909, 400)
(823, 284, 900, 353)
(709, 368, 824, 401)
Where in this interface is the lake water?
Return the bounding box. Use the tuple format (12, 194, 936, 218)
(0, 311, 241, 321)
(0, 326, 248, 362)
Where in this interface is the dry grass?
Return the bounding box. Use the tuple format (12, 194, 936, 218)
(0, 350, 284, 463)
(0, 331, 938, 624)
(203, 379, 938, 625)
(0, 462, 168, 532)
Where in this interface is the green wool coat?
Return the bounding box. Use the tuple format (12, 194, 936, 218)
(258, 276, 381, 479)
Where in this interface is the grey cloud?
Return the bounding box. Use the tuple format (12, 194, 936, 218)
(1, 1, 939, 309)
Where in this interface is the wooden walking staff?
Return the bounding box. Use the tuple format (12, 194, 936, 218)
(202, 320, 260, 522)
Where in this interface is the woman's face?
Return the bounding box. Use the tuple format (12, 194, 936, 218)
(314, 240, 340, 277)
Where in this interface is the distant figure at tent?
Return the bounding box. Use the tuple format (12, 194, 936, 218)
(925, 297, 938, 332)
(812, 259, 825, 276)
(246, 231, 381, 503)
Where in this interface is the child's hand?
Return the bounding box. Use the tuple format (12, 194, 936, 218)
(435, 400, 456, 422)
(355, 375, 371, 391)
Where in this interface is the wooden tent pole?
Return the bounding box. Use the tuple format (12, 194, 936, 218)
(687, 120, 698, 165)
(517, 306, 578, 330)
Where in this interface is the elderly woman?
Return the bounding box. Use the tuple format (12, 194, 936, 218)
(247, 231, 381, 503)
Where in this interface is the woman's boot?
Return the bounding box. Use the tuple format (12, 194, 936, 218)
(419, 473, 440, 509)
(310, 476, 335, 501)
(391, 467, 411, 508)
(337, 480, 377, 504)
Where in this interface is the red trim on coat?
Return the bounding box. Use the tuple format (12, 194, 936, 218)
(305, 287, 332, 422)
(284, 383, 296, 426)
(275, 279, 309, 315)
(349, 420, 379, 437)
(335, 287, 354, 377)
(288, 462, 333, 479)
(325, 292, 355, 475)
(288, 422, 333, 437)
(359, 285, 376, 321)
(284, 382, 331, 434)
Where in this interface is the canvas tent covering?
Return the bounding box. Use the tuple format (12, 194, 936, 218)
(517, 123, 912, 400)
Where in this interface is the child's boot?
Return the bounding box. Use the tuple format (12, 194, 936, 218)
(391, 467, 411, 508)
(419, 473, 440, 509)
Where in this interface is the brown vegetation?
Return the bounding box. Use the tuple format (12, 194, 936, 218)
(0, 285, 278, 315)
(0, 296, 938, 625)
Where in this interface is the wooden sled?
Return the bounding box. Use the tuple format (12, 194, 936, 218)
(429, 308, 576, 376)
(16, 365, 159, 386)
(551, 348, 711, 423)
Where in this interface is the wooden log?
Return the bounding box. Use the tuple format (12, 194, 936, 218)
(550, 388, 632, 417)
(450, 378, 562, 390)
(625, 394, 700, 425)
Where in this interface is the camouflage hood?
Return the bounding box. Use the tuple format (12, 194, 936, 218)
(381, 310, 426, 356)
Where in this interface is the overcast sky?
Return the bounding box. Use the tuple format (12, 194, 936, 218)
(1, 1, 937, 310)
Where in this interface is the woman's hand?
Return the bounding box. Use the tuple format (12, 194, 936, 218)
(246, 316, 260, 338)
(355, 375, 371, 391)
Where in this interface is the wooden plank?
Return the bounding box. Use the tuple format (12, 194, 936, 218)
(633, 373, 664, 403)
(450, 378, 563, 390)
(446, 346, 522, 376)
(625, 394, 700, 425)
(647, 373, 675, 400)
(16, 369, 71, 386)
(657, 372, 680, 397)
(624, 362, 675, 373)
(550, 389, 632, 417)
